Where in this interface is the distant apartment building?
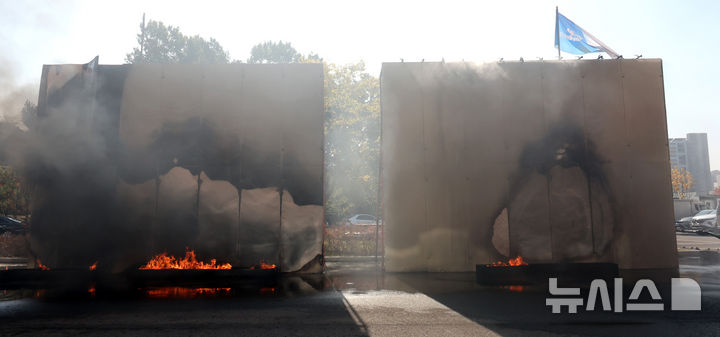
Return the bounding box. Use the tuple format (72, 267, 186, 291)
(669, 138, 689, 171)
(669, 133, 713, 196)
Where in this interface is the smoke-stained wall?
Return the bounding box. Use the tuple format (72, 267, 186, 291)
(380, 60, 677, 272)
(28, 62, 324, 272)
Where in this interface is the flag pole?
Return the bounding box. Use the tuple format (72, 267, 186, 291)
(556, 6, 561, 60)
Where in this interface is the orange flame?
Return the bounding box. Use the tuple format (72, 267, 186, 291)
(89, 261, 98, 270)
(487, 256, 528, 267)
(36, 259, 50, 270)
(250, 260, 277, 270)
(259, 287, 276, 295)
(139, 249, 232, 270)
(88, 284, 96, 296)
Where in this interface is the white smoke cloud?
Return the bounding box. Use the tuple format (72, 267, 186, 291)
(0, 57, 38, 130)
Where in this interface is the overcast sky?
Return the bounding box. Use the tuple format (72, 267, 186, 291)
(1, 0, 718, 169)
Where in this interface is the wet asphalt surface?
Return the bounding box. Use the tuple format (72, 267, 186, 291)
(0, 238, 719, 336)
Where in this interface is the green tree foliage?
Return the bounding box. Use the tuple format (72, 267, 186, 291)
(126, 18, 229, 64)
(0, 166, 29, 216)
(0, 102, 35, 202)
(323, 62, 380, 223)
(246, 41, 380, 223)
(248, 41, 302, 64)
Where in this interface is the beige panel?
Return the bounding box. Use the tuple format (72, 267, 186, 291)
(280, 65, 325, 169)
(541, 62, 584, 126)
(280, 190, 323, 272)
(601, 161, 633, 265)
(456, 65, 512, 266)
(114, 179, 157, 271)
(279, 65, 324, 208)
(548, 166, 594, 260)
(500, 63, 545, 164)
(155, 167, 199, 256)
(422, 64, 457, 271)
(237, 187, 281, 267)
(439, 67, 474, 270)
(621, 59, 677, 269)
(623, 60, 670, 164)
(120, 65, 204, 149)
(382, 60, 677, 272)
(198, 64, 245, 164)
(196, 172, 239, 263)
(381, 63, 427, 271)
(381, 63, 425, 170)
(580, 60, 628, 263)
(382, 166, 427, 272)
(508, 172, 552, 261)
(580, 60, 627, 163)
(625, 163, 677, 268)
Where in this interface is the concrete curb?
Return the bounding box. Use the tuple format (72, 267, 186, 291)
(325, 256, 379, 263)
(0, 257, 28, 264)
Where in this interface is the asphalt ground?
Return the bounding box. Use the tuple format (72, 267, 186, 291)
(677, 232, 720, 251)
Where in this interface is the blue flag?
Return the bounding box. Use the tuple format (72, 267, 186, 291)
(555, 11, 618, 58)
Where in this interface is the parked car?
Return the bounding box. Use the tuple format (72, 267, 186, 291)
(0, 216, 28, 234)
(675, 217, 697, 232)
(676, 209, 717, 233)
(694, 209, 717, 233)
(347, 214, 381, 225)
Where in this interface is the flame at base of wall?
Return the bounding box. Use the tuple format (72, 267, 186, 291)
(250, 260, 277, 270)
(139, 249, 232, 270)
(487, 256, 528, 267)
